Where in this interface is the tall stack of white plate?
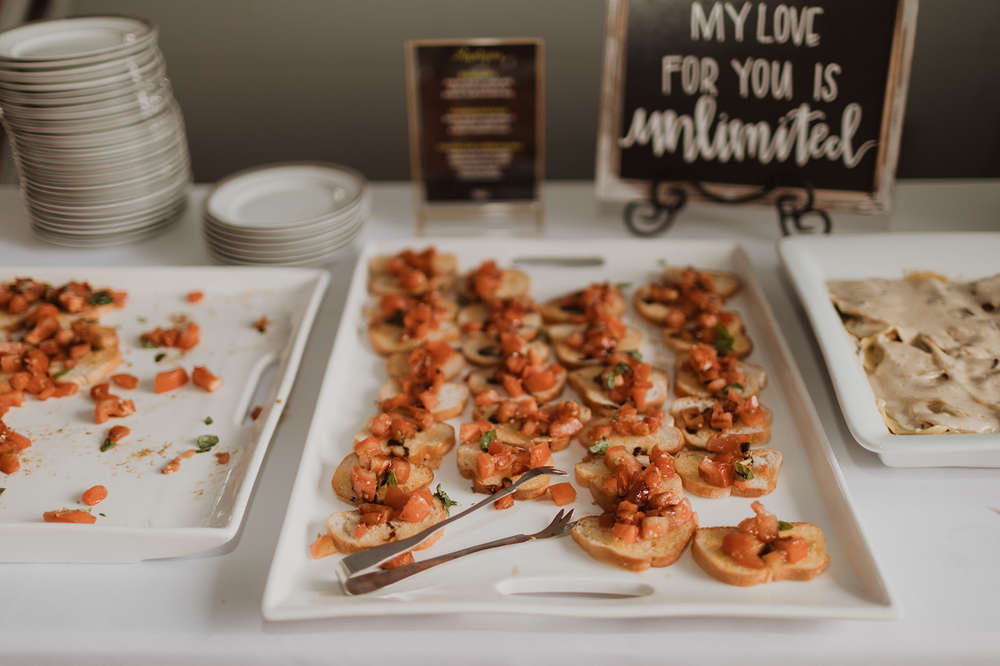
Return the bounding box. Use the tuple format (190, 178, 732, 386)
(0, 16, 191, 246)
(203, 163, 369, 265)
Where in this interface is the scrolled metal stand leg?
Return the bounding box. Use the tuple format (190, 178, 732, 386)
(623, 181, 687, 237)
(775, 182, 833, 236)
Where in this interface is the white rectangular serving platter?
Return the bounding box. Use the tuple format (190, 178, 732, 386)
(779, 232, 1000, 468)
(264, 238, 896, 620)
(0, 266, 327, 561)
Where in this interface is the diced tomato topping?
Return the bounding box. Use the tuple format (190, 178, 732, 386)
(81, 485, 107, 506)
(43, 509, 96, 524)
(476, 452, 496, 479)
(154, 368, 189, 394)
(493, 495, 514, 510)
(399, 491, 432, 523)
(474, 389, 500, 406)
(176, 323, 201, 351)
(528, 442, 550, 468)
(108, 425, 130, 442)
(186, 291, 204, 303)
(383, 485, 408, 511)
(722, 531, 766, 568)
(549, 482, 576, 506)
(389, 458, 411, 484)
(310, 533, 337, 559)
(612, 522, 639, 544)
(380, 551, 415, 569)
(191, 365, 223, 392)
(772, 536, 809, 563)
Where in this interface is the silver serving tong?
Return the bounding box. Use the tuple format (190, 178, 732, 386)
(337, 466, 569, 593)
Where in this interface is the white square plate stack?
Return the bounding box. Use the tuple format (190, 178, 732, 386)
(202, 162, 369, 266)
(0, 16, 191, 246)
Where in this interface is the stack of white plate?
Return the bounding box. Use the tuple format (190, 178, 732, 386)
(0, 16, 191, 246)
(203, 162, 368, 265)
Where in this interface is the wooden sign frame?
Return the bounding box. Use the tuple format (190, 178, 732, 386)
(596, 0, 918, 214)
(405, 38, 545, 234)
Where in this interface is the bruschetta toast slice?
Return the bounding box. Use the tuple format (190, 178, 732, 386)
(326, 489, 448, 554)
(461, 399, 590, 453)
(567, 354, 668, 417)
(675, 448, 782, 498)
(691, 501, 829, 586)
(353, 409, 456, 469)
(674, 343, 767, 399)
(578, 406, 684, 456)
(547, 318, 643, 368)
(659, 266, 741, 299)
(457, 299, 541, 340)
(378, 378, 469, 421)
(662, 312, 753, 358)
(368, 292, 461, 356)
(331, 452, 434, 505)
(671, 396, 772, 450)
(458, 260, 531, 303)
(540, 282, 626, 324)
(571, 510, 697, 572)
(574, 444, 682, 510)
(0, 321, 122, 394)
(461, 333, 548, 367)
(0, 279, 125, 334)
(386, 342, 464, 381)
(455, 435, 553, 500)
(367, 247, 457, 295)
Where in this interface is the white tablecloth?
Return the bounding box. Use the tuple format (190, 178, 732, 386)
(1, 181, 998, 665)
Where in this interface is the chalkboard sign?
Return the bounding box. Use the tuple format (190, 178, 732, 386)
(405, 38, 544, 232)
(596, 0, 918, 213)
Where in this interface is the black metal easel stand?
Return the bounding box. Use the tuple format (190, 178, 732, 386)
(623, 179, 832, 237)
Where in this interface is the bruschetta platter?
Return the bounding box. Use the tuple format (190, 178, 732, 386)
(0, 267, 327, 561)
(264, 239, 895, 620)
(779, 232, 1000, 467)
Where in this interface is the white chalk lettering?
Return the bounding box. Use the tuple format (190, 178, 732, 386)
(691, 2, 725, 41)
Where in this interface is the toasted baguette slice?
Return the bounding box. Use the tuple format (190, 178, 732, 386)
(331, 453, 435, 505)
(691, 523, 830, 586)
(461, 334, 548, 367)
(368, 321, 460, 356)
(574, 457, 683, 510)
(539, 285, 626, 324)
(353, 420, 456, 469)
(670, 396, 772, 449)
(663, 324, 753, 359)
(455, 441, 553, 499)
(673, 354, 767, 399)
(472, 394, 537, 421)
(660, 266, 741, 298)
(326, 498, 447, 554)
(578, 417, 684, 456)
(467, 365, 567, 404)
(567, 365, 668, 417)
(547, 324, 643, 368)
(459, 267, 531, 302)
(386, 346, 464, 380)
(367, 252, 458, 295)
(491, 404, 592, 453)
(456, 303, 541, 339)
(571, 513, 697, 572)
(1, 326, 123, 391)
(0, 302, 119, 335)
(378, 380, 469, 421)
(674, 449, 782, 499)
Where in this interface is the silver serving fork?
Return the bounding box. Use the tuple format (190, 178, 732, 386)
(337, 466, 565, 580)
(342, 508, 578, 595)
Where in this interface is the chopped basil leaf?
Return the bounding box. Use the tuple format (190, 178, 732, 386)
(154, 352, 166, 363)
(480, 429, 496, 451)
(733, 458, 754, 480)
(137, 316, 148, 324)
(196, 435, 219, 453)
(434, 484, 458, 515)
(588, 438, 609, 455)
(384, 469, 398, 487)
(626, 350, 643, 361)
(100, 438, 115, 452)
(778, 520, 794, 531)
(141, 339, 158, 349)
(610, 410, 619, 423)
(721, 383, 743, 394)
(51, 368, 70, 379)
(98, 513, 106, 517)
(605, 360, 632, 389)
(90, 291, 114, 306)
(615, 282, 632, 290)
(712, 324, 735, 353)
(657, 259, 668, 267)
(204, 416, 214, 425)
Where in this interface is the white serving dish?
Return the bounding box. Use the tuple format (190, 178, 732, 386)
(263, 238, 896, 621)
(779, 232, 1000, 467)
(0, 266, 328, 561)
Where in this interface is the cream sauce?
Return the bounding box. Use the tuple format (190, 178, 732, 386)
(829, 273, 1000, 435)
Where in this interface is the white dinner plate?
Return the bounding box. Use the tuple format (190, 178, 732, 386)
(0, 51, 163, 93)
(206, 162, 366, 229)
(0, 16, 155, 62)
(779, 232, 1000, 467)
(0, 42, 157, 83)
